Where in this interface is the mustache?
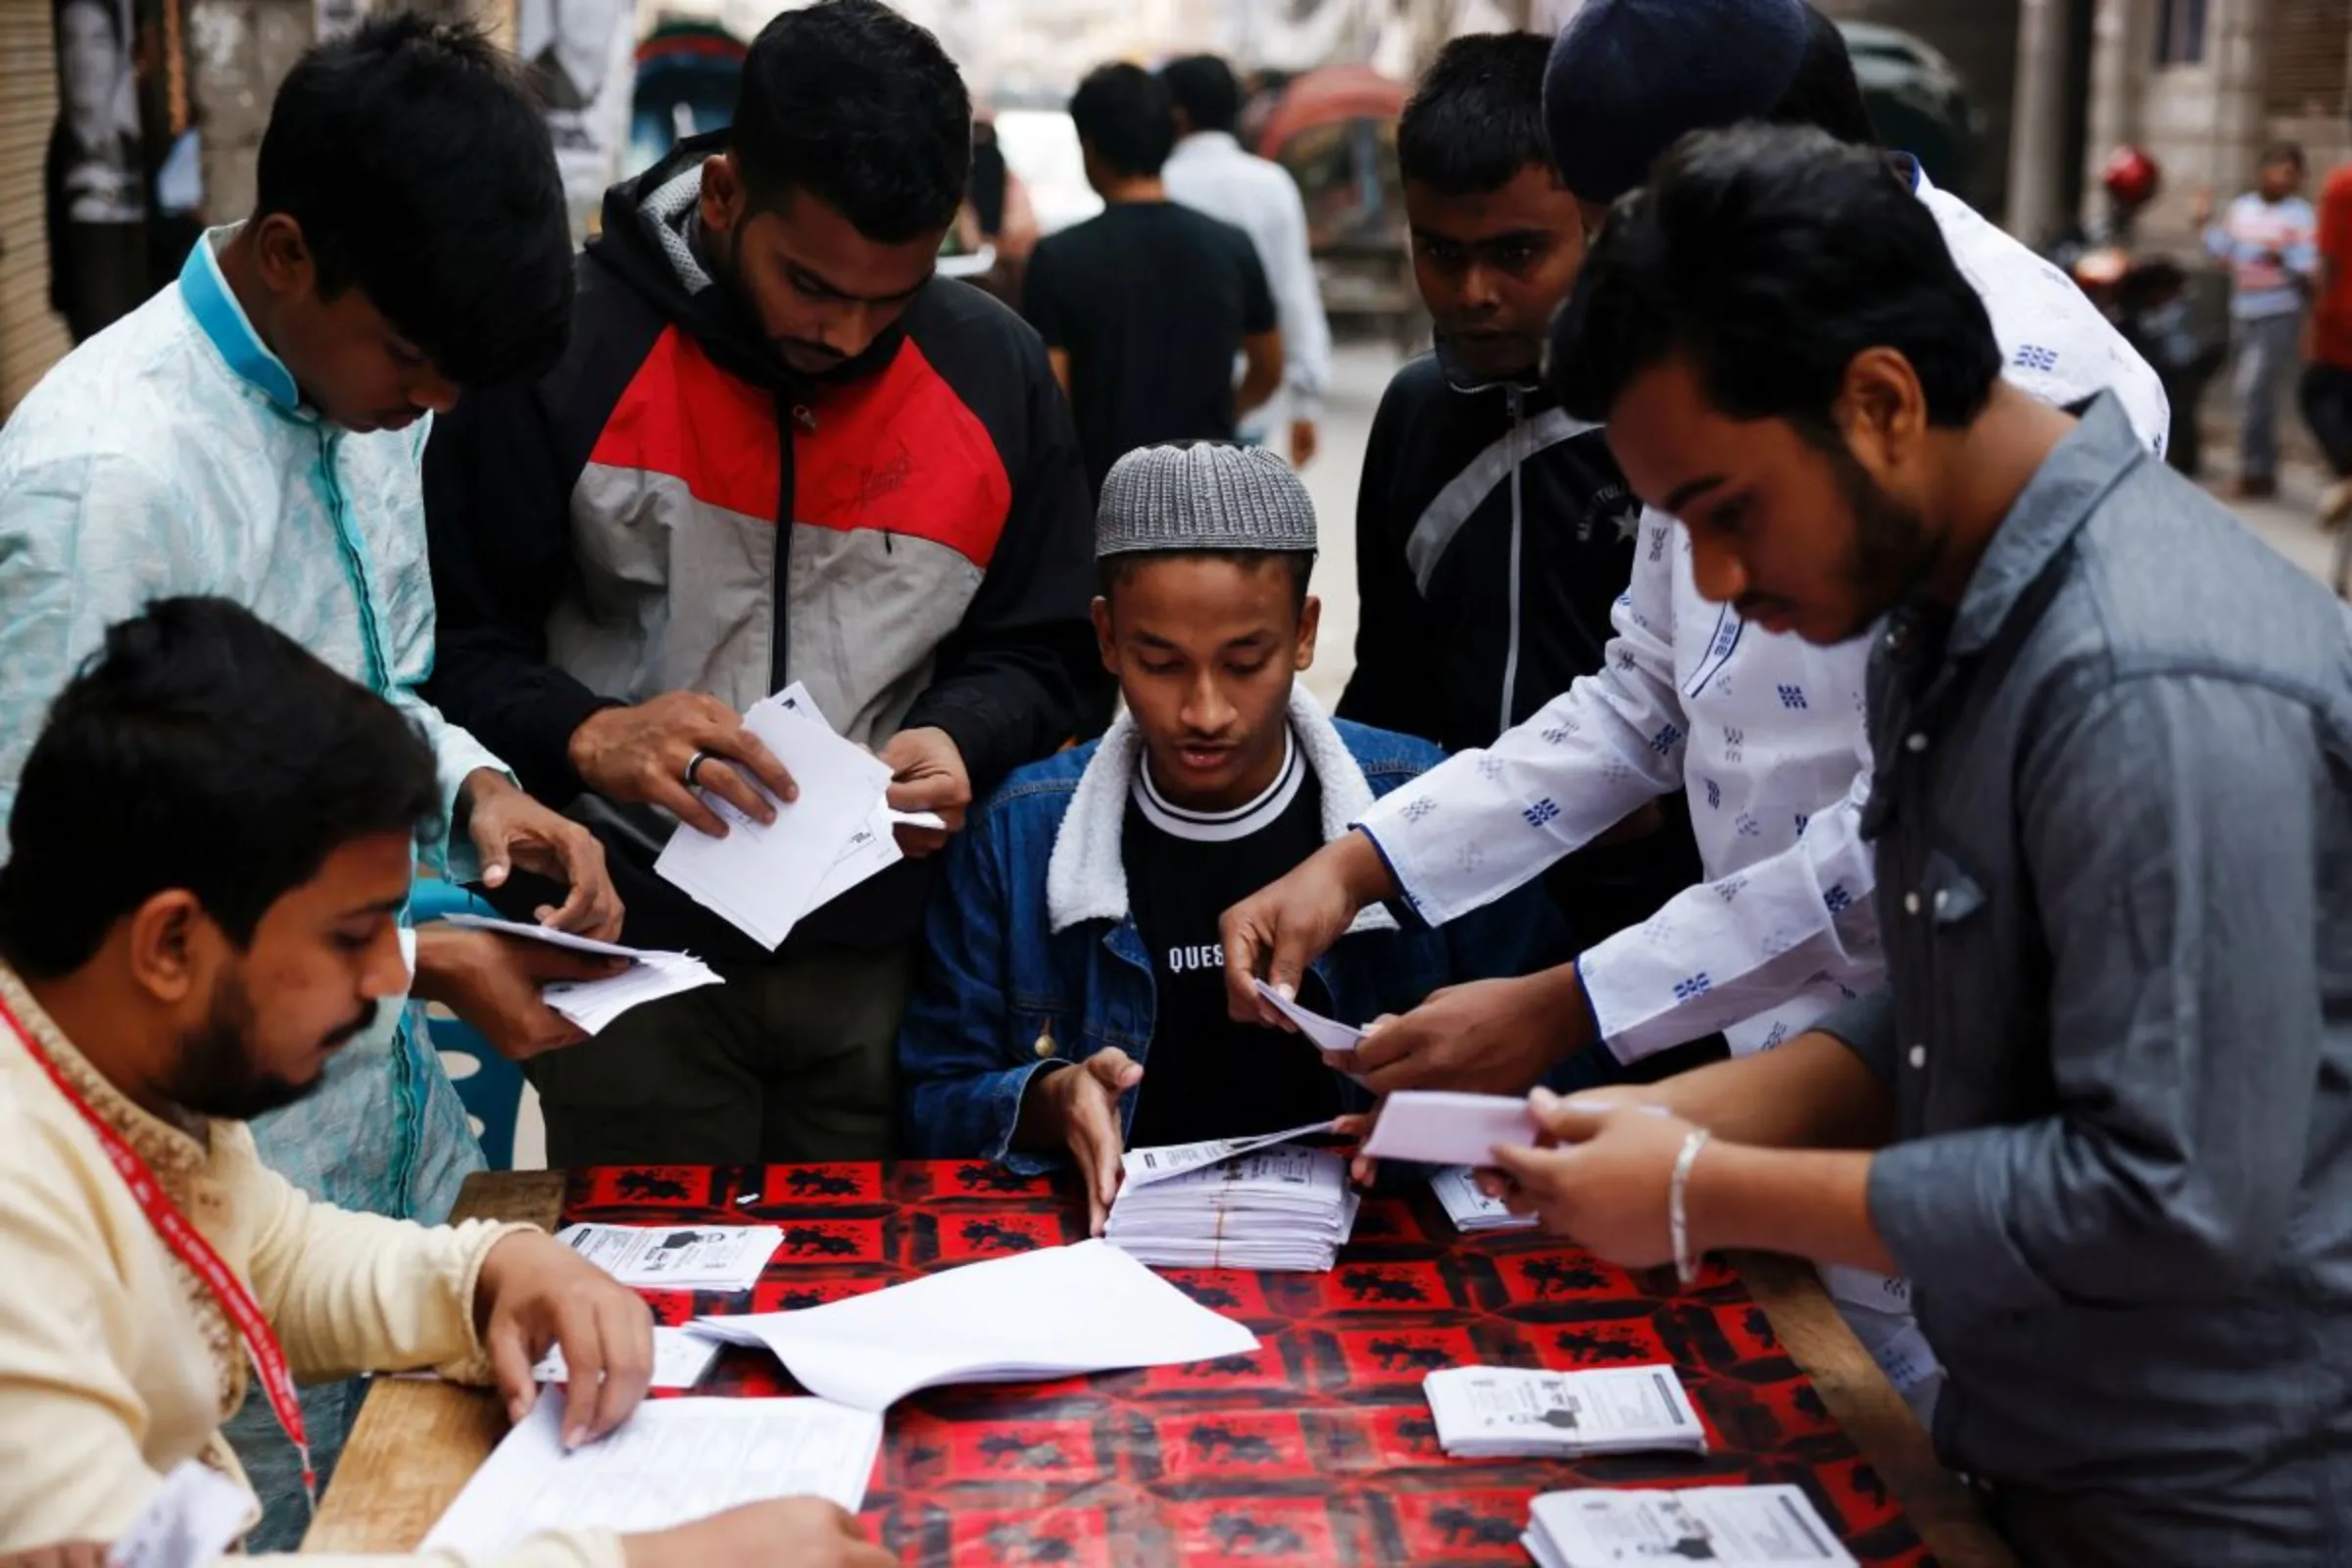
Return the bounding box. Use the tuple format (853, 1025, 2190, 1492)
(775, 334, 845, 363)
(323, 1000, 379, 1050)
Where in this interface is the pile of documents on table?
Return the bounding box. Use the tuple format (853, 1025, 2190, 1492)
(558, 1223, 782, 1295)
(1428, 1164, 1538, 1233)
(1524, 1485, 1857, 1568)
(1105, 1121, 1359, 1272)
(653, 682, 944, 950)
(1424, 1364, 1708, 1459)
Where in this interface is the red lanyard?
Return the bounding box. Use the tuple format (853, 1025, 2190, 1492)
(0, 991, 316, 1509)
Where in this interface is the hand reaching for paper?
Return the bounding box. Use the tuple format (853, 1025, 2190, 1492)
(1017, 1049, 1144, 1238)
(476, 1229, 657, 1450)
(414, 926, 628, 1061)
(1221, 828, 1396, 1027)
(462, 769, 624, 939)
(1344, 970, 1594, 1095)
(568, 692, 801, 839)
(621, 1499, 896, 1568)
(881, 725, 970, 858)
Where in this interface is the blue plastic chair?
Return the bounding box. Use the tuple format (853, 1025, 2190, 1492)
(409, 880, 525, 1171)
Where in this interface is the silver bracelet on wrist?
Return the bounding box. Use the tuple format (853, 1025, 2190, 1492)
(1669, 1128, 1713, 1288)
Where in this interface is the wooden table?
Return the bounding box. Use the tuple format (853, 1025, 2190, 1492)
(306, 1169, 2015, 1566)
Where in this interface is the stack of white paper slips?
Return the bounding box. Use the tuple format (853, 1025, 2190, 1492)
(1105, 1143, 1360, 1272)
(1429, 1165, 1540, 1233)
(1424, 1364, 1709, 1459)
(1525, 1485, 1857, 1568)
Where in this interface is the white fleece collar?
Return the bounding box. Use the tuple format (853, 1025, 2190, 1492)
(1046, 686, 1401, 937)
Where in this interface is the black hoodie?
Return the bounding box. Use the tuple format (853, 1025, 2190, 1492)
(421, 135, 1103, 959)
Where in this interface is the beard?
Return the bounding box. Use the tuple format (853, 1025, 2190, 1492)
(1825, 443, 1938, 644)
(163, 969, 376, 1123)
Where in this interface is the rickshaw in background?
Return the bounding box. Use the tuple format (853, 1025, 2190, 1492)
(625, 21, 748, 186)
(1255, 65, 1424, 355)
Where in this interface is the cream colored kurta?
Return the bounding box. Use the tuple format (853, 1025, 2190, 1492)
(0, 964, 625, 1567)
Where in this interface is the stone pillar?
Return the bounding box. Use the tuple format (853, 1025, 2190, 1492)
(2006, 0, 2075, 243)
(2207, 0, 2271, 196)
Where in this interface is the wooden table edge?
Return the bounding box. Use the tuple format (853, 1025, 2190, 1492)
(305, 1175, 2016, 1566)
(1732, 1250, 2017, 1568)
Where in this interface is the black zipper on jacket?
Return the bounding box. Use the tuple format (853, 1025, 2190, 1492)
(769, 400, 806, 695)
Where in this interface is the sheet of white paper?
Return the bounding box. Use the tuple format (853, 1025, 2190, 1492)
(422, 1396, 881, 1557)
(535, 1326, 722, 1391)
(1120, 1118, 1338, 1189)
(559, 1224, 782, 1292)
(107, 1458, 252, 1568)
(692, 1239, 1257, 1411)
(654, 691, 893, 949)
(885, 808, 949, 831)
(805, 808, 905, 910)
(1362, 1091, 1541, 1168)
(1429, 1165, 1541, 1232)
(437, 912, 648, 961)
(432, 913, 726, 1033)
(1425, 1364, 1706, 1457)
(1529, 1486, 1858, 1567)
(1250, 980, 1366, 1054)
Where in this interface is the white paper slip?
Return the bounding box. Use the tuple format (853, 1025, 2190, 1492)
(1527, 1485, 1858, 1567)
(1429, 1165, 1540, 1233)
(534, 1326, 723, 1391)
(1361, 1091, 1541, 1168)
(1250, 979, 1367, 1054)
(691, 1238, 1258, 1411)
(434, 913, 726, 1035)
(1121, 1118, 1340, 1189)
(885, 808, 949, 831)
(423, 1396, 882, 1557)
(1424, 1364, 1707, 1459)
(558, 1223, 783, 1293)
(107, 1458, 253, 1568)
(654, 689, 893, 949)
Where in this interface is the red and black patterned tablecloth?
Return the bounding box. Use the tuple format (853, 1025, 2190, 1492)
(565, 1160, 1930, 1568)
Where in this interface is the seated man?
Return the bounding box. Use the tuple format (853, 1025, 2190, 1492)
(1495, 125, 2352, 1566)
(900, 444, 1565, 1231)
(0, 598, 886, 1567)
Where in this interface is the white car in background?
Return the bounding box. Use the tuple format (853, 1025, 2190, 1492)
(991, 107, 1102, 235)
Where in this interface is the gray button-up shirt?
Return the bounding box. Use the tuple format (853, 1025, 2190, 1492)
(1825, 394, 2352, 1565)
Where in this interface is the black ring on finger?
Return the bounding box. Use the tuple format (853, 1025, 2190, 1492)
(684, 750, 712, 789)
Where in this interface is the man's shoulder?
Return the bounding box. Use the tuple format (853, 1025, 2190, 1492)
(972, 744, 1093, 823)
(0, 297, 209, 477)
(1328, 718, 1446, 790)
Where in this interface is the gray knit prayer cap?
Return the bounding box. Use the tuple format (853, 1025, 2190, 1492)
(1095, 443, 1318, 560)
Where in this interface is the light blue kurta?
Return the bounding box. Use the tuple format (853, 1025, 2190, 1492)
(0, 230, 499, 1543)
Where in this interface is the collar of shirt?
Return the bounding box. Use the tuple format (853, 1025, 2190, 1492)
(0, 961, 209, 1186)
(176, 224, 311, 421)
(1945, 391, 2140, 661)
(1167, 130, 1245, 167)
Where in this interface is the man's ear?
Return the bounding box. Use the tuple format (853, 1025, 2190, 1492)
(123, 890, 209, 1008)
(700, 151, 745, 238)
(1091, 596, 1118, 674)
(1294, 595, 1321, 673)
(250, 213, 314, 298)
(1836, 347, 1929, 478)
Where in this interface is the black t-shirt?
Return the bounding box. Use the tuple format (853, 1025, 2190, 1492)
(1022, 201, 1277, 495)
(1121, 734, 1346, 1149)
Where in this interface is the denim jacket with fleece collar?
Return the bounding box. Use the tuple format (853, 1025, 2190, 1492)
(898, 688, 1571, 1168)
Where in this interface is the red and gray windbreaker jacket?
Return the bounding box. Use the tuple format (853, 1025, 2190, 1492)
(422, 136, 1102, 958)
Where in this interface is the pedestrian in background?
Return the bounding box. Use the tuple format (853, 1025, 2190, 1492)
(1025, 63, 1283, 499)
(2200, 144, 2318, 500)
(2301, 136, 2352, 533)
(1160, 53, 1333, 470)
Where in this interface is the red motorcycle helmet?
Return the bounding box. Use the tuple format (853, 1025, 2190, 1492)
(2101, 145, 2162, 213)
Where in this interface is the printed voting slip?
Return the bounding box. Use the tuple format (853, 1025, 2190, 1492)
(1362, 1091, 1542, 1168)
(436, 913, 721, 1035)
(1120, 1117, 1339, 1189)
(558, 1223, 782, 1294)
(1250, 980, 1367, 1054)
(1424, 1364, 1707, 1459)
(106, 1458, 251, 1568)
(423, 1396, 881, 1557)
(1525, 1486, 1857, 1568)
(654, 685, 893, 949)
(535, 1326, 722, 1391)
(691, 1238, 1258, 1411)
(1430, 1165, 1540, 1233)
(1106, 1144, 1360, 1272)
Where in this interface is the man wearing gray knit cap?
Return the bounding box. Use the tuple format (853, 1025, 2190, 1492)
(898, 442, 1567, 1231)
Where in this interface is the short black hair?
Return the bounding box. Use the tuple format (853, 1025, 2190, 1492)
(0, 599, 442, 980)
(256, 15, 571, 389)
(1399, 32, 1554, 195)
(1552, 123, 2000, 438)
(1767, 7, 1881, 149)
(1161, 55, 1243, 136)
(1070, 63, 1176, 180)
(2263, 141, 2307, 172)
(1100, 551, 1316, 613)
(735, 0, 971, 243)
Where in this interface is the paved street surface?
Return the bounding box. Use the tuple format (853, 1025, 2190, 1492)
(1296, 338, 2348, 713)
